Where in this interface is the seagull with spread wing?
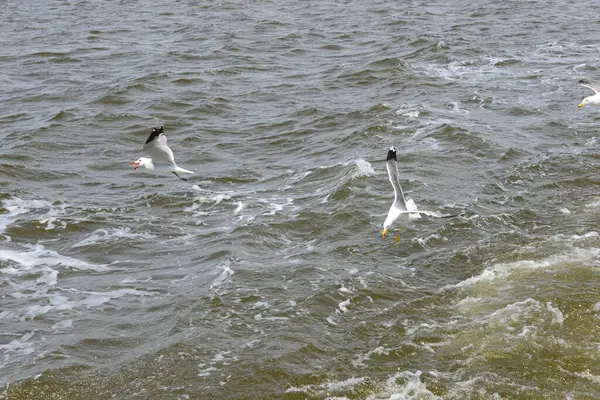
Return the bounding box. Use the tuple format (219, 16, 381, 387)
(381, 146, 456, 243)
(578, 80, 600, 108)
(130, 126, 195, 181)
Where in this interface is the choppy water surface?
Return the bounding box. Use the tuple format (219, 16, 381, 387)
(1, 0, 600, 398)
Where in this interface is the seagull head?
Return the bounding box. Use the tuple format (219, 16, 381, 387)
(381, 219, 394, 238)
(381, 215, 397, 237)
(579, 97, 591, 108)
(130, 157, 151, 171)
(579, 94, 600, 108)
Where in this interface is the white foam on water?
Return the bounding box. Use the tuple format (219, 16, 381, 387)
(351, 159, 375, 178)
(210, 262, 235, 289)
(446, 246, 600, 290)
(195, 350, 240, 377)
(284, 170, 313, 189)
(585, 198, 600, 208)
(71, 227, 156, 248)
(415, 234, 444, 248)
(572, 370, 600, 385)
(197, 366, 218, 377)
(338, 284, 353, 293)
(10, 287, 159, 321)
(51, 319, 73, 330)
(285, 377, 365, 396)
(233, 201, 244, 215)
(322, 377, 365, 391)
(0, 244, 108, 273)
(396, 107, 420, 121)
(352, 346, 389, 367)
(189, 193, 231, 207)
(0, 331, 36, 356)
(251, 300, 269, 309)
(546, 301, 564, 325)
(36, 269, 58, 286)
(487, 298, 541, 326)
(0, 198, 53, 235)
(253, 313, 289, 321)
(338, 298, 351, 313)
(446, 101, 470, 115)
(38, 203, 71, 231)
(366, 371, 441, 400)
(358, 276, 373, 290)
(264, 197, 294, 216)
(572, 231, 599, 241)
(185, 192, 233, 223)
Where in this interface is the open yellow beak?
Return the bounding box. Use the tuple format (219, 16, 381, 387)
(381, 228, 388, 238)
(578, 103, 584, 108)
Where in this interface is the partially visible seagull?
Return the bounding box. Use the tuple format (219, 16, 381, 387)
(578, 80, 600, 108)
(130, 126, 195, 181)
(381, 146, 456, 243)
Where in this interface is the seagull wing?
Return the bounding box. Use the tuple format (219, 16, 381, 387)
(398, 209, 458, 218)
(143, 127, 175, 166)
(579, 82, 599, 94)
(386, 147, 407, 211)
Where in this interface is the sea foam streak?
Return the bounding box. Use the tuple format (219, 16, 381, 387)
(0, 198, 52, 235)
(71, 227, 156, 248)
(0, 244, 108, 273)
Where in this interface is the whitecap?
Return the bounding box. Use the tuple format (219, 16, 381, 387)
(585, 198, 600, 208)
(285, 377, 365, 395)
(338, 298, 351, 313)
(233, 201, 244, 214)
(352, 159, 376, 178)
(52, 319, 73, 330)
(251, 300, 269, 309)
(367, 370, 440, 400)
(71, 227, 156, 248)
(0, 198, 52, 235)
(546, 301, 564, 325)
(264, 197, 293, 216)
(572, 231, 599, 241)
(253, 313, 289, 321)
(210, 263, 235, 289)
(446, 247, 600, 290)
(0, 244, 108, 272)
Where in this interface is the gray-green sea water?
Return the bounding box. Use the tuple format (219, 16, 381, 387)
(1, 0, 600, 398)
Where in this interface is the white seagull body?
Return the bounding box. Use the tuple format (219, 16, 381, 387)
(130, 126, 195, 181)
(381, 146, 455, 242)
(578, 80, 600, 108)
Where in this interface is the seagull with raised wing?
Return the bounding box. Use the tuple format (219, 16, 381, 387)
(130, 126, 195, 181)
(578, 80, 600, 108)
(381, 146, 456, 243)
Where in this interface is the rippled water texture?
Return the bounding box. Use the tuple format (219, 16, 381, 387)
(1, 0, 600, 398)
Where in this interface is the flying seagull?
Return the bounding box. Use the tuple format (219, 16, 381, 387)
(578, 80, 600, 108)
(381, 146, 456, 243)
(130, 126, 195, 181)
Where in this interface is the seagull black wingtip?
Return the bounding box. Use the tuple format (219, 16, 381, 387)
(144, 126, 165, 145)
(386, 146, 397, 162)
